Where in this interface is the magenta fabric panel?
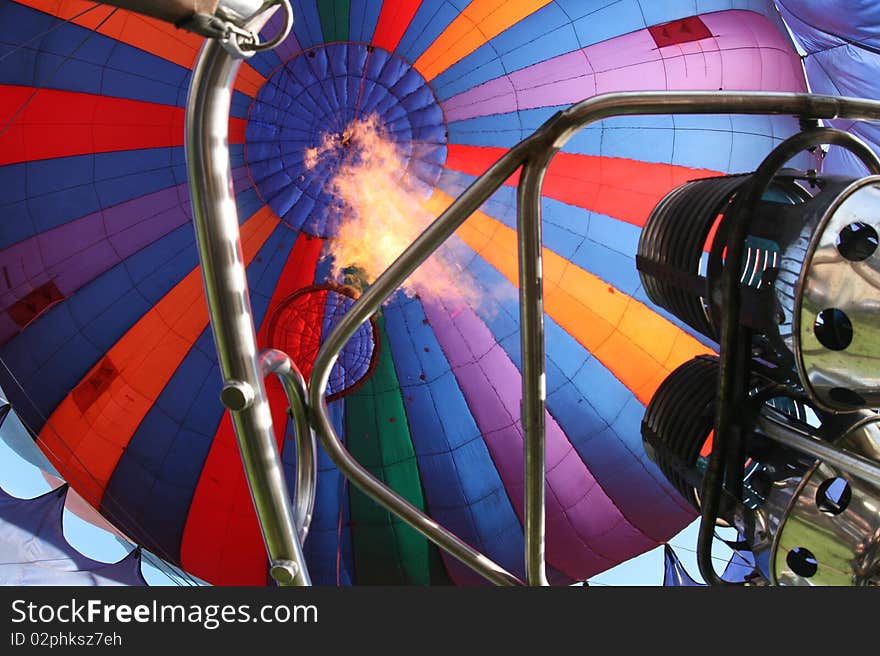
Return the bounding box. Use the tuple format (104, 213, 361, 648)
(442, 10, 806, 123)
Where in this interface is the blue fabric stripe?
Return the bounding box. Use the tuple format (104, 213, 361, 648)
(436, 168, 719, 350)
(0, 222, 197, 437)
(432, 0, 780, 102)
(448, 110, 808, 172)
(395, 0, 465, 65)
(230, 143, 246, 169)
(436, 238, 697, 537)
(432, 3, 578, 101)
(0, 147, 187, 250)
(295, 244, 353, 584)
(382, 294, 525, 581)
(0, 3, 255, 117)
(0, 185, 260, 440)
(348, 0, 382, 44)
(0, 3, 189, 107)
(299, 400, 353, 585)
(245, 48, 283, 78)
(801, 52, 880, 174)
(230, 90, 252, 119)
(559, 0, 775, 50)
(290, 0, 326, 49)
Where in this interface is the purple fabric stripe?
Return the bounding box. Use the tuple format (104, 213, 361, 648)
(262, 10, 303, 63)
(442, 10, 807, 122)
(0, 168, 253, 344)
(421, 294, 657, 580)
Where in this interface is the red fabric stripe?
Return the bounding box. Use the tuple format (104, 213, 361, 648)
(180, 233, 324, 586)
(372, 0, 421, 52)
(445, 143, 718, 228)
(648, 16, 712, 48)
(0, 86, 246, 165)
(38, 208, 279, 509)
(228, 118, 246, 146)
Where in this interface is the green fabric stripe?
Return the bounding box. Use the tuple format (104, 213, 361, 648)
(345, 314, 440, 585)
(317, 0, 350, 43)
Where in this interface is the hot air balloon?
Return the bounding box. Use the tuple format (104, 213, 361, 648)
(0, 0, 850, 586)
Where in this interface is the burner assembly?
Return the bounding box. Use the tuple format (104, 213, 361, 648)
(639, 128, 880, 585)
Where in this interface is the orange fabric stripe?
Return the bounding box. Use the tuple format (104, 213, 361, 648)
(15, 0, 265, 98)
(232, 64, 266, 99)
(413, 0, 553, 81)
(38, 207, 280, 507)
(424, 191, 713, 404)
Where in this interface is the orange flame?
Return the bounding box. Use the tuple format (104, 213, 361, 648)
(307, 113, 484, 308)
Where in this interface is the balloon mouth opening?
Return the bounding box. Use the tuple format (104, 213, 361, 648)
(266, 283, 380, 401)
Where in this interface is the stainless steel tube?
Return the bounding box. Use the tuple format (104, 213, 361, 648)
(186, 38, 308, 586)
(552, 91, 880, 150)
(95, 0, 266, 29)
(312, 396, 525, 585)
(259, 348, 317, 543)
(517, 148, 556, 587)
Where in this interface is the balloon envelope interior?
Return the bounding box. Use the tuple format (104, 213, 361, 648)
(0, 0, 861, 585)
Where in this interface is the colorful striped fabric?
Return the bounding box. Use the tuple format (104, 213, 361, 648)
(0, 0, 820, 585)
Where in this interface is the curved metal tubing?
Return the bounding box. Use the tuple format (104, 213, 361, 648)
(308, 91, 880, 586)
(241, 0, 293, 52)
(553, 91, 880, 149)
(186, 37, 309, 586)
(517, 149, 556, 587)
(259, 349, 317, 543)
